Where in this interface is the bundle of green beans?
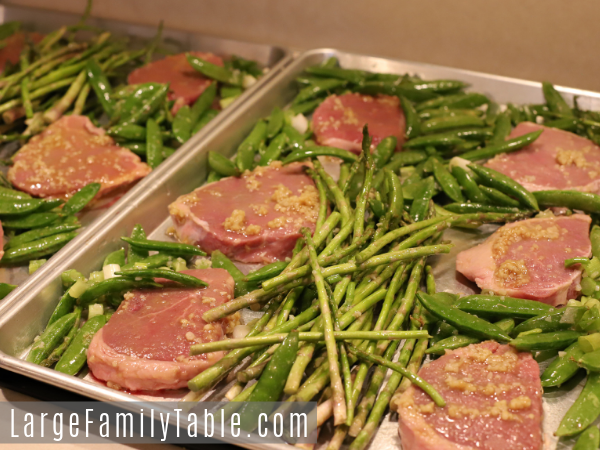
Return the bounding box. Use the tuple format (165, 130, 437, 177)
(0, 3, 264, 169)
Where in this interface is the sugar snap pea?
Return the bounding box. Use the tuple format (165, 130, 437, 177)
(0, 186, 30, 200)
(103, 249, 125, 267)
(266, 106, 284, 139)
(0, 283, 16, 299)
(121, 253, 172, 270)
(373, 136, 397, 169)
(409, 178, 435, 222)
(578, 349, 600, 372)
(479, 185, 521, 207)
(511, 306, 585, 337)
(385, 169, 404, 219)
(55, 314, 106, 375)
(85, 59, 113, 117)
(416, 291, 511, 342)
(2, 212, 61, 230)
(118, 83, 169, 126)
(468, 163, 539, 210)
(556, 372, 600, 437)
(192, 109, 219, 134)
(399, 95, 420, 139)
(510, 330, 583, 351)
(283, 146, 358, 164)
(244, 261, 288, 282)
(454, 294, 554, 319)
(591, 225, 600, 260)
(421, 114, 486, 134)
(5, 223, 80, 250)
(545, 117, 578, 131)
(542, 81, 574, 118)
(288, 98, 323, 116)
(573, 426, 600, 450)
(121, 237, 206, 256)
(305, 66, 367, 83)
(282, 124, 305, 150)
(451, 166, 487, 204)
(489, 110, 512, 144)
(444, 203, 523, 215)
(78, 278, 162, 307)
(2, 231, 77, 264)
(27, 312, 78, 365)
(62, 182, 101, 215)
(533, 190, 600, 214)
(432, 158, 463, 202)
(189, 82, 217, 126)
(236, 119, 267, 172)
(186, 53, 241, 86)
(0, 199, 45, 216)
(416, 93, 489, 112)
(259, 133, 287, 166)
(146, 118, 163, 169)
(426, 335, 479, 355)
(506, 103, 523, 125)
(125, 224, 148, 265)
(208, 151, 237, 177)
(211, 250, 257, 297)
(404, 132, 465, 149)
(541, 342, 585, 387)
(172, 104, 193, 144)
(461, 130, 543, 161)
(293, 78, 346, 105)
(206, 171, 222, 183)
(117, 268, 208, 287)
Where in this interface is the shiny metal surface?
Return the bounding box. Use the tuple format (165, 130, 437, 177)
(0, 3, 289, 292)
(1, 48, 600, 449)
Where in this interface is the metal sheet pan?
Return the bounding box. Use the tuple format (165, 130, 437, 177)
(1, 48, 600, 449)
(0, 4, 290, 292)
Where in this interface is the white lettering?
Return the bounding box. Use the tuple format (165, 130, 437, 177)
(70, 413, 79, 438)
(85, 409, 93, 438)
(174, 409, 182, 437)
(151, 408, 154, 438)
(204, 411, 214, 437)
(116, 412, 134, 438)
(53, 413, 63, 441)
(230, 413, 240, 437)
(289, 413, 307, 438)
(187, 413, 198, 437)
(140, 409, 144, 437)
(99, 413, 110, 438)
(258, 413, 268, 437)
(160, 413, 170, 442)
(40, 413, 47, 437)
(11, 409, 19, 437)
(24, 413, 34, 438)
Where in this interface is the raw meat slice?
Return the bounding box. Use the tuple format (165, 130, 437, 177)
(8, 115, 151, 200)
(0, 32, 44, 72)
(485, 122, 600, 193)
(397, 341, 543, 450)
(312, 92, 405, 153)
(169, 162, 319, 264)
(456, 214, 591, 306)
(127, 52, 223, 114)
(87, 269, 236, 392)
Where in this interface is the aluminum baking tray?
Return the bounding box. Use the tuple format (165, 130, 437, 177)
(1, 48, 600, 449)
(0, 4, 290, 290)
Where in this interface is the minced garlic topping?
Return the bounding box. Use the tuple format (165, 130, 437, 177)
(492, 222, 562, 259)
(222, 209, 261, 235)
(495, 259, 531, 288)
(556, 149, 589, 168)
(271, 184, 319, 222)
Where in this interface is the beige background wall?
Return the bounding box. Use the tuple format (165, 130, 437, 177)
(3, 0, 600, 92)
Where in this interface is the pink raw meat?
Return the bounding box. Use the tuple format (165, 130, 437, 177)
(312, 92, 405, 153)
(0, 32, 44, 72)
(169, 162, 319, 264)
(87, 269, 236, 392)
(397, 341, 543, 450)
(127, 52, 223, 114)
(456, 214, 591, 306)
(8, 115, 151, 200)
(485, 122, 600, 193)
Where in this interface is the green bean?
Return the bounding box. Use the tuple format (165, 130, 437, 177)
(2, 231, 77, 264)
(211, 250, 256, 297)
(556, 372, 600, 436)
(541, 342, 585, 387)
(55, 314, 106, 375)
(432, 158, 463, 202)
(416, 291, 511, 342)
(510, 330, 583, 352)
(172, 104, 193, 145)
(468, 163, 539, 210)
(62, 182, 101, 215)
(145, 118, 163, 169)
(574, 426, 600, 450)
(283, 146, 358, 164)
(489, 110, 512, 144)
(451, 165, 487, 204)
(117, 268, 208, 287)
(102, 249, 125, 267)
(542, 81, 574, 117)
(305, 66, 366, 83)
(27, 312, 78, 365)
(186, 53, 240, 85)
(236, 119, 267, 172)
(259, 133, 287, 166)
(399, 95, 420, 139)
(192, 109, 219, 134)
(293, 78, 346, 105)
(403, 133, 465, 149)
(444, 203, 524, 215)
(479, 185, 521, 207)
(454, 294, 554, 319)
(288, 98, 324, 116)
(208, 151, 237, 177)
(77, 278, 161, 307)
(121, 237, 205, 256)
(461, 130, 543, 161)
(533, 190, 600, 214)
(421, 114, 486, 134)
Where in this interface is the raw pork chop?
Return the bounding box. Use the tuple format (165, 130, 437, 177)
(127, 52, 223, 114)
(87, 269, 236, 391)
(456, 214, 591, 306)
(485, 122, 600, 193)
(169, 162, 319, 264)
(8, 115, 150, 200)
(397, 341, 542, 450)
(312, 93, 405, 153)
(0, 32, 43, 72)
